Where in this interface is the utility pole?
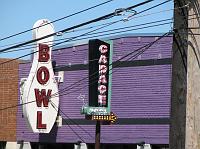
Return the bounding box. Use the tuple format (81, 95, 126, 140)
(170, 0, 200, 149)
(95, 121, 101, 149)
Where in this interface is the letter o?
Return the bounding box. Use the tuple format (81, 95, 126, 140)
(37, 66, 50, 85)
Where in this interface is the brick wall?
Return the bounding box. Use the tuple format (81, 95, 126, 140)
(0, 59, 19, 141)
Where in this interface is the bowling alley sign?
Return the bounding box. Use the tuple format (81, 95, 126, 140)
(22, 19, 59, 133)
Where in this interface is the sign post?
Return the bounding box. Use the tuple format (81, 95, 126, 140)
(81, 39, 116, 149)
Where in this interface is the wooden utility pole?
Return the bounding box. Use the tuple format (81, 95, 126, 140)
(170, 0, 200, 149)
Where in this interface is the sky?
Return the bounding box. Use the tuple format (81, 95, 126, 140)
(0, 0, 173, 59)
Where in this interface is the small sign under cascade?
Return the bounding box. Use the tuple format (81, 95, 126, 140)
(22, 19, 59, 133)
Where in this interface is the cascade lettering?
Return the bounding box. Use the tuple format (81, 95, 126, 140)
(98, 45, 108, 106)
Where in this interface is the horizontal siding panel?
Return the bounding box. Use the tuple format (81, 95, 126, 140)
(52, 45, 88, 66)
(101, 125, 169, 144)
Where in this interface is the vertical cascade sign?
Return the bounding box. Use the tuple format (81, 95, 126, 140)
(81, 39, 112, 116)
(23, 19, 59, 133)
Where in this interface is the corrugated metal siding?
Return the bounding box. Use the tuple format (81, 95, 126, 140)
(17, 36, 172, 144)
(53, 44, 88, 66)
(101, 125, 169, 144)
(111, 65, 171, 118)
(113, 38, 172, 61)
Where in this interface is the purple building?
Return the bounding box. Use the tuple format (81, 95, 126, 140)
(17, 34, 172, 149)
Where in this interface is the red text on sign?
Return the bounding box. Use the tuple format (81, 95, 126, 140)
(36, 44, 51, 129)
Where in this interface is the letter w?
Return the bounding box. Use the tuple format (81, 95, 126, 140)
(34, 89, 52, 107)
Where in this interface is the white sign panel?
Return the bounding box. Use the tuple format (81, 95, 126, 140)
(137, 144, 151, 149)
(23, 19, 59, 133)
(74, 143, 87, 149)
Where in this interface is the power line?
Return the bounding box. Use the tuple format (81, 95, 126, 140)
(50, 101, 86, 142)
(37, 23, 173, 98)
(0, 21, 122, 49)
(0, 0, 154, 54)
(0, 41, 173, 77)
(24, 33, 172, 142)
(82, 19, 172, 36)
(0, 0, 174, 54)
(0, 32, 171, 142)
(0, 31, 172, 111)
(137, 0, 172, 15)
(0, 39, 149, 141)
(0, 0, 174, 64)
(0, 3, 182, 50)
(0, 20, 172, 69)
(0, 0, 115, 42)
(44, 32, 172, 142)
(3, 17, 172, 55)
(50, 100, 94, 140)
(51, 31, 172, 98)
(0, 21, 119, 66)
(0, 18, 121, 66)
(1, 18, 172, 54)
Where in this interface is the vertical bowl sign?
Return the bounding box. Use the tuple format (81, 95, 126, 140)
(22, 19, 59, 133)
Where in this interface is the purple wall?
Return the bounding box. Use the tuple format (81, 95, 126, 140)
(17, 35, 172, 144)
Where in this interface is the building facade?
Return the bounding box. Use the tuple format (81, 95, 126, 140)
(17, 34, 172, 149)
(0, 59, 19, 148)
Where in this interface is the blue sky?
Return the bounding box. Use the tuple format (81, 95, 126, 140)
(0, 0, 173, 59)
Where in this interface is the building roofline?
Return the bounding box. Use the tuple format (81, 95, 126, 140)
(53, 33, 172, 50)
(19, 33, 172, 64)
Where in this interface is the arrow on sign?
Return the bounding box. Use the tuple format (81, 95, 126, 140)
(91, 112, 117, 123)
(109, 112, 117, 123)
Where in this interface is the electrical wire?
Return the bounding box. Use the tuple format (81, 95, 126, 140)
(0, 18, 121, 66)
(51, 31, 172, 98)
(187, 29, 200, 68)
(136, 0, 172, 15)
(1, 18, 172, 55)
(0, 0, 173, 105)
(173, 34, 187, 72)
(0, 0, 175, 56)
(50, 100, 94, 140)
(46, 32, 172, 143)
(0, 32, 172, 143)
(54, 32, 173, 97)
(0, 1, 189, 55)
(32, 32, 172, 142)
(81, 20, 172, 37)
(5, 20, 172, 58)
(0, 21, 122, 49)
(0, 31, 172, 111)
(0, 3, 186, 50)
(0, 0, 115, 42)
(50, 101, 86, 142)
(0, 41, 173, 80)
(0, 20, 173, 74)
(0, 3, 176, 67)
(0, 0, 154, 53)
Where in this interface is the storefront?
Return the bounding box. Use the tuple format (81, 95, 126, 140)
(17, 34, 172, 149)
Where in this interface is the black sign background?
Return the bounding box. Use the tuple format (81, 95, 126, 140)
(89, 39, 110, 107)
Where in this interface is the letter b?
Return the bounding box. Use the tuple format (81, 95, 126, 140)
(39, 44, 50, 62)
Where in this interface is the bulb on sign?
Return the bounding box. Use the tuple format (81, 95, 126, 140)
(99, 45, 108, 53)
